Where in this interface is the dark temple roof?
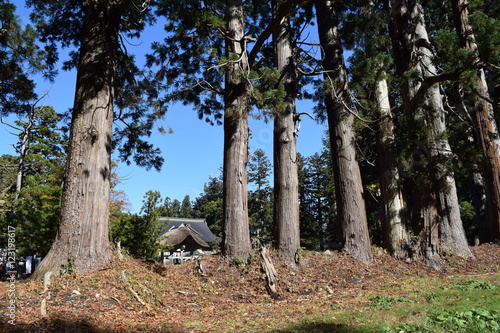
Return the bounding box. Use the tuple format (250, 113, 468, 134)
(158, 217, 217, 244)
(158, 224, 209, 248)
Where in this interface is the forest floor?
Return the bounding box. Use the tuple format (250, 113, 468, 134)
(1, 244, 499, 332)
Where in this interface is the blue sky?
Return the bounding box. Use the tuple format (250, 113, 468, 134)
(1, 2, 327, 213)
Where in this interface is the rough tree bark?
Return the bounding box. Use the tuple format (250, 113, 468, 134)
(222, 0, 252, 260)
(451, 0, 500, 243)
(31, 3, 121, 280)
(452, 87, 488, 244)
(272, 0, 300, 265)
(315, 0, 373, 264)
(376, 76, 411, 260)
(390, 0, 473, 266)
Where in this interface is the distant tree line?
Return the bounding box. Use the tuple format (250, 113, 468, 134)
(0, 0, 498, 279)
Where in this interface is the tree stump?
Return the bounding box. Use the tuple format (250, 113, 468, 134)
(261, 248, 280, 298)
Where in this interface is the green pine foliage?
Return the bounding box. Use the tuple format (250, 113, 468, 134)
(179, 195, 194, 218)
(248, 149, 273, 248)
(26, 0, 165, 171)
(0, 0, 54, 116)
(110, 190, 164, 259)
(0, 106, 65, 255)
(2, 0, 498, 260)
(298, 138, 337, 251)
(192, 174, 224, 238)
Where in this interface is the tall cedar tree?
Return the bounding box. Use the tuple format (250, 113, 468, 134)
(29, 0, 159, 280)
(222, 0, 252, 259)
(390, 0, 473, 267)
(346, 0, 410, 260)
(151, 0, 308, 260)
(272, 0, 300, 264)
(450, 0, 500, 243)
(315, 0, 373, 264)
(375, 72, 410, 259)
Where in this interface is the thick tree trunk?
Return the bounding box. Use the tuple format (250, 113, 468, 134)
(272, 0, 300, 265)
(315, 0, 372, 264)
(31, 4, 119, 280)
(391, 0, 438, 267)
(412, 4, 473, 259)
(222, 0, 251, 260)
(376, 77, 411, 260)
(451, 0, 500, 243)
(390, 2, 436, 268)
(427, 81, 473, 258)
(390, 0, 473, 266)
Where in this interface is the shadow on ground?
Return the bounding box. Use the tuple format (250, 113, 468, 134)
(2, 319, 383, 333)
(274, 322, 386, 333)
(1, 318, 186, 333)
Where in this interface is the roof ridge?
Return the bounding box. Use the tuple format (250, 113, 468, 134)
(160, 217, 206, 222)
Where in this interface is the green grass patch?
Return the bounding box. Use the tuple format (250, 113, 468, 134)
(279, 275, 500, 333)
(368, 295, 414, 308)
(453, 279, 497, 291)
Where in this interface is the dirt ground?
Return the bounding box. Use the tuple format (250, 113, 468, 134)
(1, 244, 499, 332)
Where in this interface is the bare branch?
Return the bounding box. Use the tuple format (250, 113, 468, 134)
(410, 71, 459, 109)
(472, 87, 495, 105)
(0, 164, 18, 169)
(248, 0, 311, 68)
(487, 63, 500, 71)
(296, 66, 333, 77)
(295, 112, 315, 121)
(207, 35, 254, 72)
